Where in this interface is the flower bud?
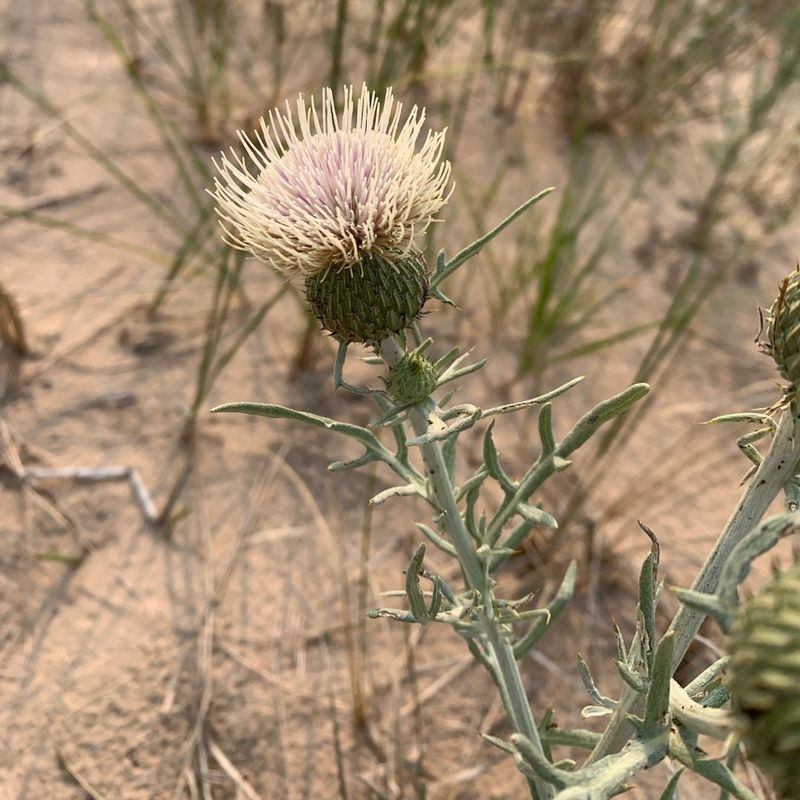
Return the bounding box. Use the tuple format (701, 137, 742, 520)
(728, 560, 800, 799)
(765, 268, 800, 392)
(387, 351, 438, 404)
(305, 251, 429, 345)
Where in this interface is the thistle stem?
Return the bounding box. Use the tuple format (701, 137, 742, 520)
(380, 337, 554, 800)
(587, 405, 800, 763)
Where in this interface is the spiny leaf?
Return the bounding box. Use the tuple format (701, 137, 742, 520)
(514, 561, 577, 658)
(432, 187, 555, 288)
(405, 543, 429, 624)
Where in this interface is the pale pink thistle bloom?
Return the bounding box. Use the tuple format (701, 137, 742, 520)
(211, 85, 452, 278)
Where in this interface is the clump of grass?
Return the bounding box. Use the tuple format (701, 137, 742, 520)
(538, 0, 767, 137)
(453, 146, 659, 388)
(366, 0, 465, 92)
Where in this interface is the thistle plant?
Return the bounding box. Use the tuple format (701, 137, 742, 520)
(210, 85, 800, 799)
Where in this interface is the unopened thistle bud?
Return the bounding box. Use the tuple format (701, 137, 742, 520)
(210, 84, 451, 345)
(728, 561, 800, 799)
(762, 267, 800, 398)
(386, 351, 438, 404)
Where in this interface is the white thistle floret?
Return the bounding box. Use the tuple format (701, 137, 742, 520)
(211, 84, 452, 278)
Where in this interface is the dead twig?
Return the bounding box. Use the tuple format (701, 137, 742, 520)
(207, 736, 264, 800)
(22, 464, 159, 524)
(56, 748, 109, 800)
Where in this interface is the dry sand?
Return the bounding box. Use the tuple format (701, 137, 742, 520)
(1, 2, 797, 798)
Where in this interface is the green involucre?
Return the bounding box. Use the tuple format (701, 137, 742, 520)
(305, 250, 429, 345)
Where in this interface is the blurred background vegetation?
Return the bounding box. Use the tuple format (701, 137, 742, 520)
(5, 0, 799, 422)
(1, 1, 799, 797)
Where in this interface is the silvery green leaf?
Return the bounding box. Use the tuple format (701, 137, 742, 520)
(415, 523, 457, 557)
(432, 187, 554, 288)
(428, 576, 443, 618)
(456, 467, 489, 502)
(369, 483, 423, 506)
(441, 403, 481, 421)
(637, 525, 660, 671)
(577, 654, 617, 710)
(211, 401, 418, 484)
(706, 412, 776, 426)
(436, 357, 487, 387)
(486, 383, 650, 554)
(639, 633, 674, 737)
(700, 685, 729, 709)
(483, 422, 516, 492)
(539, 402, 555, 456)
(657, 769, 683, 800)
(714, 512, 800, 628)
(420, 567, 457, 607)
(464, 486, 483, 544)
(669, 680, 731, 740)
(328, 452, 380, 472)
(481, 733, 515, 755)
(367, 608, 417, 623)
(514, 730, 669, 798)
(432, 346, 461, 372)
(372, 393, 410, 465)
(406, 407, 482, 445)
(512, 733, 572, 789)
(441, 423, 462, 483)
(482, 376, 585, 419)
(333, 340, 384, 395)
(490, 519, 533, 567)
(514, 561, 577, 658)
(617, 661, 647, 693)
(540, 727, 602, 751)
(582, 705, 614, 719)
(683, 656, 729, 696)
(369, 400, 414, 429)
(405, 543, 429, 624)
(613, 623, 628, 664)
(517, 503, 558, 529)
(586, 383, 651, 425)
(669, 727, 758, 800)
(672, 588, 728, 629)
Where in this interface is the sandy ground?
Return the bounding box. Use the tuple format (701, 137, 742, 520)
(1, 2, 798, 799)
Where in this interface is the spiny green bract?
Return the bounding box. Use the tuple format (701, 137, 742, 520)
(387, 352, 438, 404)
(763, 268, 800, 399)
(728, 560, 800, 800)
(305, 251, 429, 345)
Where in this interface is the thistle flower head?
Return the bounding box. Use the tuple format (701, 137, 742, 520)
(211, 84, 452, 279)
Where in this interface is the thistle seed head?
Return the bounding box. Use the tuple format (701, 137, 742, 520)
(728, 560, 800, 799)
